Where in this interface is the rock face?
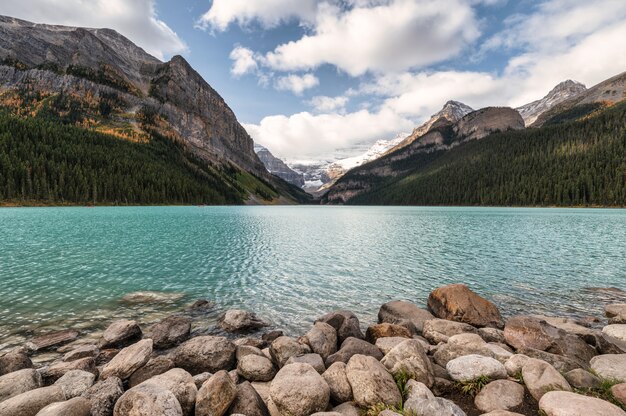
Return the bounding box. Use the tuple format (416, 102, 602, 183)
(255, 145, 305, 188)
(0, 368, 42, 402)
(454, 107, 525, 142)
(428, 284, 503, 328)
(113, 383, 183, 416)
(218, 310, 268, 333)
(345, 354, 402, 408)
(538, 391, 626, 416)
(174, 336, 236, 375)
(99, 320, 142, 349)
(378, 300, 435, 334)
(446, 355, 507, 382)
(100, 339, 153, 380)
(149, 315, 191, 349)
(316, 311, 364, 344)
(380, 339, 434, 387)
(269, 363, 330, 416)
(195, 370, 237, 416)
(516, 80, 587, 126)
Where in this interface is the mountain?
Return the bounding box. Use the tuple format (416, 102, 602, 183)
(516, 80, 587, 126)
(0, 15, 310, 205)
(255, 145, 305, 187)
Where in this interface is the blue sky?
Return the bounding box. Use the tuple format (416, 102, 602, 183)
(1, 0, 625, 161)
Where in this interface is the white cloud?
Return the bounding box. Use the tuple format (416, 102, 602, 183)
(274, 74, 320, 95)
(307, 95, 349, 113)
(229, 46, 258, 77)
(0, 0, 187, 60)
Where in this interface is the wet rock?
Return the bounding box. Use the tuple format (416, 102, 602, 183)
(195, 370, 236, 416)
(538, 390, 626, 416)
(100, 339, 152, 380)
(174, 336, 236, 375)
(238, 354, 277, 382)
(345, 354, 401, 408)
(120, 291, 184, 304)
(522, 359, 571, 401)
(129, 356, 175, 387)
(269, 363, 330, 416)
(325, 337, 383, 367)
(590, 354, 626, 382)
(381, 339, 434, 387)
(36, 397, 91, 416)
(322, 362, 353, 404)
(422, 319, 478, 344)
(139, 368, 197, 416)
(564, 368, 602, 389)
(63, 345, 99, 362)
(428, 284, 503, 328)
(219, 309, 268, 333)
(54, 370, 95, 398)
(28, 329, 80, 351)
(286, 353, 325, 374)
(316, 311, 364, 344)
(269, 336, 311, 368)
(44, 357, 97, 382)
(228, 381, 269, 416)
(611, 383, 626, 408)
(378, 300, 435, 334)
(149, 315, 191, 349)
(602, 324, 626, 351)
(376, 336, 412, 355)
(0, 368, 42, 402)
(113, 383, 183, 416)
(446, 355, 507, 382)
(304, 322, 338, 361)
(405, 396, 466, 416)
(474, 380, 524, 413)
(81, 376, 124, 416)
(0, 385, 65, 416)
(99, 320, 142, 349)
(0, 348, 33, 375)
(365, 323, 412, 343)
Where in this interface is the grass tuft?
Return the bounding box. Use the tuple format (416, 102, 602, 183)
(573, 378, 624, 410)
(456, 375, 491, 396)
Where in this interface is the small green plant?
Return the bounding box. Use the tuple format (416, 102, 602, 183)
(393, 370, 412, 400)
(456, 375, 491, 396)
(574, 378, 624, 410)
(513, 370, 524, 383)
(363, 402, 414, 416)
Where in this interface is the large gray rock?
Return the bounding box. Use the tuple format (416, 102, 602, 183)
(325, 337, 383, 367)
(316, 311, 364, 344)
(99, 320, 142, 349)
(81, 376, 124, 416)
(378, 300, 435, 334)
(0, 349, 33, 375)
(0, 368, 42, 403)
(238, 354, 276, 382)
(602, 325, 626, 351)
(345, 354, 401, 408)
(474, 380, 525, 413)
(381, 339, 434, 387)
(538, 391, 626, 416)
(428, 284, 503, 328)
(36, 397, 91, 416)
(269, 363, 330, 416)
(100, 339, 153, 380)
(322, 362, 353, 404)
(590, 354, 626, 382)
(195, 370, 237, 416)
(129, 356, 175, 387)
(174, 336, 236, 375)
(149, 315, 191, 349)
(113, 383, 183, 416)
(522, 359, 571, 401)
(54, 370, 95, 398)
(0, 385, 65, 416)
(404, 380, 435, 409)
(446, 355, 507, 382)
(286, 353, 325, 374)
(304, 322, 338, 361)
(269, 336, 311, 368)
(139, 369, 197, 416)
(218, 309, 268, 333)
(228, 381, 269, 416)
(422, 319, 478, 344)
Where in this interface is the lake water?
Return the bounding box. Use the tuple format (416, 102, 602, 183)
(0, 206, 625, 348)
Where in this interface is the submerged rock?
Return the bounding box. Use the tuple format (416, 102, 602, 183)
(428, 284, 503, 328)
(120, 291, 185, 304)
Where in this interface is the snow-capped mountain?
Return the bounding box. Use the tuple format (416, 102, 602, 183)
(516, 80, 587, 126)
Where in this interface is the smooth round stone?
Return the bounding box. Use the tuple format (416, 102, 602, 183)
(269, 363, 330, 416)
(602, 325, 626, 351)
(590, 354, 626, 382)
(446, 354, 507, 382)
(539, 391, 626, 416)
(474, 380, 525, 413)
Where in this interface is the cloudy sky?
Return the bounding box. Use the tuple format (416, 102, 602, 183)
(1, 0, 625, 161)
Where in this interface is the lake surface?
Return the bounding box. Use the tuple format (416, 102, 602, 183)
(0, 206, 625, 348)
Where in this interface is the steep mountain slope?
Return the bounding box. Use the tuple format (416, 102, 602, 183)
(255, 145, 305, 187)
(516, 80, 587, 126)
(324, 107, 524, 203)
(0, 15, 310, 204)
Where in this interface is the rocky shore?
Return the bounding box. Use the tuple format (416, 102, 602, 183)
(1, 283, 625, 416)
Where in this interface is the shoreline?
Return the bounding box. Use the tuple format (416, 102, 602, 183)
(1, 284, 625, 415)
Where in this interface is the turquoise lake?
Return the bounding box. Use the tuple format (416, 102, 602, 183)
(0, 206, 625, 346)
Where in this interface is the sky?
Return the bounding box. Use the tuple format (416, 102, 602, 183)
(1, 0, 626, 162)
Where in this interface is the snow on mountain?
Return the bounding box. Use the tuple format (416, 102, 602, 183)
(516, 80, 587, 126)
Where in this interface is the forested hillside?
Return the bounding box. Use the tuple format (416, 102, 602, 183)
(346, 102, 626, 206)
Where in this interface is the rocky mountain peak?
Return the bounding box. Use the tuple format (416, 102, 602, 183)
(516, 80, 587, 126)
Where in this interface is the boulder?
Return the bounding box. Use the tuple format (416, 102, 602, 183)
(286, 353, 325, 374)
(516, 347, 583, 373)
(381, 339, 434, 387)
(538, 390, 626, 416)
(269, 363, 330, 416)
(376, 336, 413, 355)
(521, 359, 571, 401)
(174, 336, 236, 375)
(322, 362, 353, 404)
(325, 337, 383, 367)
(36, 397, 91, 416)
(63, 345, 99, 362)
(332, 402, 360, 416)
(504, 354, 532, 377)
(0, 385, 65, 416)
(304, 322, 338, 361)
(237, 354, 277, 382)
(99, 320, 142, 349)
(0, 349, 33, 375)
(100, 339, 152, 380)
(228, 381, 269, 416)
(378, 300, 435, 334)
(0, 368, 42, 402)
(218, 309, 268, 333)
(446, 355, 507, 382)
(404, 380, 435, 409)
(28, 329, 80, 351)
(113, 383, 183, 416)
(590, 354, 626, 382)
(345, 354, 401, 408)
(602, 325, 626, 351)
(149, 315, 191, 349)
(422, 319, 478, 344)
(236, 345, 264, 360)
(405, 396, 466, 416)
(139, 369, 197, 416)
(564, 369, 601, 389)
(365, 323, 412, 343)
(129, 356, 175, 387)
(474, 380, 525, 413)
(478, 328, 506, 343)
(54, 370, 95, 398)
(433, 333, 511, 367)
(611, 383, 626, 408)
(81, 376, 124, 416)
(428, 284, 503, 328)
(44, 357, 97, 382)
(195, 370, 237, 416)
(316, 311, 364, 344)
(269, 336, 311, 368)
